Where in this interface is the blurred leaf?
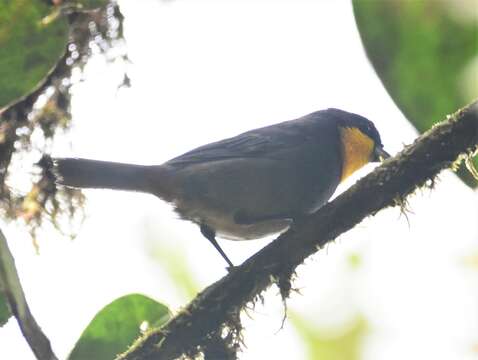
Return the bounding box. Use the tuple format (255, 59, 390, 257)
(151, 242, 200, 300)
(78, 0, 108, 9)
(347, 252, 362, 269)
(353, 0, 478, 187)
(68, 294, 171, 360)
(0, 293, 11, 327)
(0, 1, 69, 108)
(141, 217, 200, 301)
(291, 313, 367, 360)
(462, 250, 478, 269)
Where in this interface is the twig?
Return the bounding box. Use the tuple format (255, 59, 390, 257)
(118, 101, 478, 360)
(0, 229, 58, 360)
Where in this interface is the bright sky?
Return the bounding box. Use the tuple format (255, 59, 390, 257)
(1, 1, 477, 359)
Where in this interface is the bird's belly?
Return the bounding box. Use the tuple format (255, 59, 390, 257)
(215, 217, 291, 240)
(175, 204, 291, 240)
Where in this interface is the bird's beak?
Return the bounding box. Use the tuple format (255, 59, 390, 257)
(373, 145, 391, 162)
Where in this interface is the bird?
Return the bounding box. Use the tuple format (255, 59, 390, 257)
(53, 108, 390, 267)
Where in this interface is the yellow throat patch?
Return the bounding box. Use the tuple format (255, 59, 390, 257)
(339, 127, 375, 181)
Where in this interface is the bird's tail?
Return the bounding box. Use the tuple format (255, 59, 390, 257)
(53, 158, 160, 194)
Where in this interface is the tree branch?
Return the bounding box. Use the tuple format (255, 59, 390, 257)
(0, 229, 58, 360)
(118, 101, 478, 360)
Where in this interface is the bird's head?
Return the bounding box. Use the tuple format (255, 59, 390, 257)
(327, 108, 390, 181)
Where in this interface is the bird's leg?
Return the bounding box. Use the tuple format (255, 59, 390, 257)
(200, 224, 235, 268)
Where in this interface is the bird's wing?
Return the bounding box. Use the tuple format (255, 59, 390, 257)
(166, 121, 313, 167)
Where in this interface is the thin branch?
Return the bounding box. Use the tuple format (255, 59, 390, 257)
(0, 229, 58, 360)
(118, 101, 478, 360)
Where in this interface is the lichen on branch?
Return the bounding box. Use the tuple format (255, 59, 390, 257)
(0, 2, 128, 244)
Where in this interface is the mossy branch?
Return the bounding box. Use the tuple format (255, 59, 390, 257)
(118, 101, 478, 360)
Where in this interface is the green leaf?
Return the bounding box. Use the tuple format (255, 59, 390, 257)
(353, 0, 478, 187)
(68, 294, 171, 360)
(0, 293, 11, 326)
(291, 313, 368, 360)
(0, 1, 68, 108)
